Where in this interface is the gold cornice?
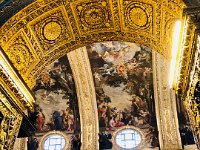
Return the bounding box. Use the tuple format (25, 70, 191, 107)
(0, 0, 185, 88)
(0, 49, 35, 111)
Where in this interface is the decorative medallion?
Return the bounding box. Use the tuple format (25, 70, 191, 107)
(71, 0, 115, 34)
(5, 31, 38, 75)
(43, 21, 62, 41)
(128, 6, 148, 27)
(121, 1, 153, 33)
(28, 6, 74, 54)
(80, 3, 107, 27)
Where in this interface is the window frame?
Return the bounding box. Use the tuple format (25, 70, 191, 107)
(112, 126, 145, 150)
(39, 131, 70, 150)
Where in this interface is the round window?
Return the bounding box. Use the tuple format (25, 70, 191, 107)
(115, 129, 142, 149)
(39, 131, 69, 150)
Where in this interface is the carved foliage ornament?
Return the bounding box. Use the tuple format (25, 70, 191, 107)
(0, 91, 23, 150)
(0, 0, 185, 88)
(28, 6, 74, 54)
(71, 0, 114, 34)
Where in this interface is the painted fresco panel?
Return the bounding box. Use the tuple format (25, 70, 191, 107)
(30, 55, 81, 149)
(87, 41, 158, 148)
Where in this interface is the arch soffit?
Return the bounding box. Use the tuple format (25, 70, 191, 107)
(0, 0, 185, 88)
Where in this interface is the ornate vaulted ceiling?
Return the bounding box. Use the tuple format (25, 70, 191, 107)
(0, 0, 185, 89)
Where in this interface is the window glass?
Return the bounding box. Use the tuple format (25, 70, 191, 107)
(115, 129, 141, 149)
(43, 134, 65, 150)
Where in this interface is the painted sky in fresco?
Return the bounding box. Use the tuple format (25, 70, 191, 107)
(32, 55, 80, 132)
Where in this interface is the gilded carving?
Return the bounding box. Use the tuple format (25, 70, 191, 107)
(0, 91, 23, 150)
(28, 6, 75, 55)
(0, 49, 35, 110)
(183, 40, 200, 148)
(121, 0, 153, 33)
(1, 30, 39, 77)
(71, 0, 115, 34)
(0, 0, 185, 88)
(67, 47, 99, 150)
(177, 18, 196, 93)
(43, 21, 62, 41)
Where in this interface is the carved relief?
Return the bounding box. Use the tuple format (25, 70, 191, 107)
(0, 91, 23, 150)
(28, 6, 75, 55)
(67, 47, 98, 150)
(177, 18, 196, 93)
(71, 0, 115, 34)
(184, 45, 200, 148)
(2, 30, 39, 77)
(121, 0, 153, 33)
(0, 0, 185, 88)
(152, 51, 182, 149)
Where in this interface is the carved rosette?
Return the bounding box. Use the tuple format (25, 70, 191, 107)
(28, 6, 75, 55)
(67, 47, 98, 150)
(152, 51, 182, 149)
(185, 45, 200, 148)
(120, 0, 153, 34)
(71, 0, 115, 34)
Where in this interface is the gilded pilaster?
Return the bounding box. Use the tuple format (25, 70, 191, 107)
(67, 47, 99, 150)
(153, 51, 182, 150)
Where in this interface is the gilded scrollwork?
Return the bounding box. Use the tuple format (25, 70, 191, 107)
(0, 91, 23, 150)
(28, 5, 75, 55)
(1, 30, 39, 81)
(184, 41, 200, 148)
(177, 18, 196, 93)
(0, 0, 185, 88)
(0, 49, 35, 110)
(70, 0, 115, 34)
(120, 0, 153, 33)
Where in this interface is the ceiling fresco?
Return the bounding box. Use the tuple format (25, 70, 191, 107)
(31, 55, 81, 138)
(86, 41, 158, 148)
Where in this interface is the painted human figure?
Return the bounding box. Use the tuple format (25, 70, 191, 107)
(53, 111, 63, 130)
(37, 109, 45, 131)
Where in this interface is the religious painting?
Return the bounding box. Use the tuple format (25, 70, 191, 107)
(30, 55, 81, 140)
(87, 41, 159, 148)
